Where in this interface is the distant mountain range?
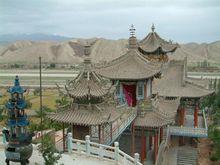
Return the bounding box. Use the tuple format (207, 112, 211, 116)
(0, 33, 71, 43)
(0, 33, 219, 65)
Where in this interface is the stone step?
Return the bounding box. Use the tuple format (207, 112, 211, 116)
(177, 147, 198, 165)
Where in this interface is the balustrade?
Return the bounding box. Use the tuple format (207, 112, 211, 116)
(67, 133, 142, 165)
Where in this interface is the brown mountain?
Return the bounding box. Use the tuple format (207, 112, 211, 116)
(0, 39, 219, 65)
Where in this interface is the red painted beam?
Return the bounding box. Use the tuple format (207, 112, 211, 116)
(131, 122, 135, 156)
(194, 104, 199, 128)
(154, 132, 158, 162)
(160, 127, 163, 143)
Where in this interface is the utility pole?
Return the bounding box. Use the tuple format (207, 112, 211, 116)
(39, 56, 43, 146)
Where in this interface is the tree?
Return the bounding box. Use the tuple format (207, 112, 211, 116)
(203, 80, 220, 161)
(55, 96, 70, 111)
(209, 125, 220, 161)
(39, 134, 61, 165)
(33, 88, 40, 96)
(49, 63, 56, 69)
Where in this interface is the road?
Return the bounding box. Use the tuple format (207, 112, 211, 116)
(0, 70, 219, 88)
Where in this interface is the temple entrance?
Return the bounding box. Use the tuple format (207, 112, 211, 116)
(122, 84, 136, 107)
(73, 125, 89, 140)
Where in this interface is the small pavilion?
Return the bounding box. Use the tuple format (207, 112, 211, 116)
(47, 58, 136, 151)
(138, 24, 179, 62)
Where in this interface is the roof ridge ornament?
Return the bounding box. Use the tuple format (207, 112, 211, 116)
(151, 23, 155, 32)
(129, 24, 136, 37)
(84, 41, 91, 56)
(15, 75, 20, 86)
(129, 24, 138, 49)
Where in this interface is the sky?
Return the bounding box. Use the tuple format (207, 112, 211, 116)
(0, 0, 220, 43)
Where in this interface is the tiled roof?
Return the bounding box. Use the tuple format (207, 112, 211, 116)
(134, 97, 179, 128)
(153, 60, 214, 98)
(139, 26, 178, 54)
(96, 49, 161, 80)
(134, 111, 172, 128)
(60, 59, 114, 100)
(66, 72, 110, 98)
(47, 104, 129, 126)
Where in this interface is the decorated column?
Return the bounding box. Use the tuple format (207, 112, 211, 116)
(149, 134, 152, 151)
(131, 122, 135, 156)
(159, 127, 163, 143)
(194, 102, 199, 128)
(154, 131, 158, 162)
(140, 128, 147, 163)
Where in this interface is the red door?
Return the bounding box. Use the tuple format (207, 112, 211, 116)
(122, 84, 136, 107)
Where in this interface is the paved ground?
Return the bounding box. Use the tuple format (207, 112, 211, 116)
(165, 147, 177, 165)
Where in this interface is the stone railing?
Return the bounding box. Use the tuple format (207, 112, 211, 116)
(202, 109, 208, 130)
(169, 126, 207, 138)
(101, 107, 137, 145)
(155, 126, 170, 165)
(67, 134, 142, 165)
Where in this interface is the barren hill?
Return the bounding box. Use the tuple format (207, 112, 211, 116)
(0, 39, 219, 65)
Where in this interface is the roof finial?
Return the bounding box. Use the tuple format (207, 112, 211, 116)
(84, 41, 91, 56)
(129, 24, 136, 37)
(14, 75, 20, 86)
(151, 23, 155, 32)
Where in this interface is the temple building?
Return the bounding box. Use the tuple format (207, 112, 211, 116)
(153, 58, 214, 147)
(47, 24, 213, 165)
(95, 26, 180, 163)
(47, 58, 137, 150)
(140, 25, 214, 164)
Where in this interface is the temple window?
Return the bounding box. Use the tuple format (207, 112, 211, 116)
(116, 84, 121, 96)
(90, 125, 99, 138)
(147, 79, 152, 97)
(137, 82, 144, 99)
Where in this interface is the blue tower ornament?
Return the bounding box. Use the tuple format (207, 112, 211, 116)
(3, 76, 34, 165)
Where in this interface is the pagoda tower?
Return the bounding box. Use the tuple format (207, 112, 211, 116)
(138, 24, 179, 62)
(3, 76, 33, 165)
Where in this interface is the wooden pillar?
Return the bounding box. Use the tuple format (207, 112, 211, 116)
(143, 130, 147, 160)
(145, 130, 149, 159)
(131, 122, 135, 156)
(144, 82, 147, 99)
(178, 106, 181, 126)
(140, 128, 145, 163)
(98, 125, 101, 143)
(62, 122, 65, 152)
(182, 105, 185, 126)
(160, 127, 163, 143)
(149, 134, 152, 150)
(110, 124, 113, 141)
(179, 104, 185, 126)
(154, 131, 158, 162)
(194, 103, 199, 128)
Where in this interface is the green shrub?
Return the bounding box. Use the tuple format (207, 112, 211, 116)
(39, 134, 61, 165)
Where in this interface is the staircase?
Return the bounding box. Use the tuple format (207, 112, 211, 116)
(177, 147, 198, 165)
